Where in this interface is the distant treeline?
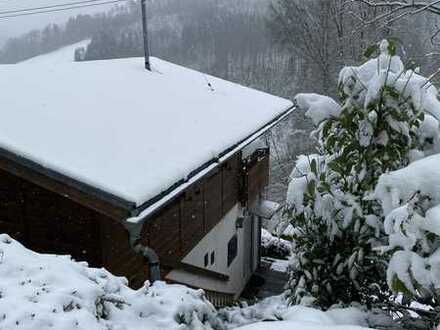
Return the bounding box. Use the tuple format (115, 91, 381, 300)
(0, 0, 293, 96)
(0, 3, 136, 64)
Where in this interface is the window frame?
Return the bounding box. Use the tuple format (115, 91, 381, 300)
(204, 252, 209, 267)
(227, 234, 238, 267)
(210, 251, 215, 265)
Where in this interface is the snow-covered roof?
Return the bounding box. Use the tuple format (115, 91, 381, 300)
(0, 54, 293, 207)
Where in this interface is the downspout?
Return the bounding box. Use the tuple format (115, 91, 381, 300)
(124, 220, 161, 282)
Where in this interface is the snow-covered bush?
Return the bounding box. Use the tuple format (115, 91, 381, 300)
(285, 40, 428, 308)
(261, 229, 292, 259)
(0, 234, 223, 330)
(374, 155, 440, 327)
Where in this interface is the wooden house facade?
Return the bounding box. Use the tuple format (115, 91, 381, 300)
(0, 54, 294, 305)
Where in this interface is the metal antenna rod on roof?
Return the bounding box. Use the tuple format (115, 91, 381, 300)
(141, 0, 151, 71)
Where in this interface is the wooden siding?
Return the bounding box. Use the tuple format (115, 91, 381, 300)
(181, 183, 204, 253)
(0, 169, 102, 267)
(241, 149, 270, 205)
(100, 218, 148, 289)
(141, 153, 242, 265)
(247, 156, 269, 204)
(149, 202, 182, 259)
(0, 149, 269, 290)
(0, 168, 148, 288)
(0, 149, 132, 221)
(204, 169, 222, 232)
(0, 171, 26, 242)
(221, 155, 240, 215)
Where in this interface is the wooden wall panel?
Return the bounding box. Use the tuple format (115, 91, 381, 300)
(222, 155, 240, 215)
(0, 148, 249, 289)
(140, 152, 244, 271)
(100, 218, 148, 289)
(0, 168, 103, 267)
(21, 180, 102, 266)
(182, 183, 204, 254)
(0, 171, 25, 242)
(148, 202, 181, 259)
(204, 169, 222, 232)
(247, 155, 269, 204)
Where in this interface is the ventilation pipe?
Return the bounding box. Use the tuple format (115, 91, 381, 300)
(141, 0, 151, 71)
(124, 220, 161, 282)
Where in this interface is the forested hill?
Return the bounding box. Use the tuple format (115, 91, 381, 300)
(0, 0, 292, 96)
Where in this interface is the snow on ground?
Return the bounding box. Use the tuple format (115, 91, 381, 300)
(269, 258, 289, 273)
(261, 256, 289, 273)
(221, 295, 375, 330)
(0, 53, 292, 207)
(240, 320, 371, 330)
(0, 234, 221, 330)
(0, 233, 379, 330)
(19, 40, 91, 65)
(240, 322, 367, 330)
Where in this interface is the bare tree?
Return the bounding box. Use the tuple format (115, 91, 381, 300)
(353, 0, 440, 17)
(351, 0, 440, 35)
(349, 0, 440, 73)
(268, 0, 386, 95)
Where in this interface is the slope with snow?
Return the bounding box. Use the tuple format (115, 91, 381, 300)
(19, 40, 91, 65)
(0, 53, 293, 206)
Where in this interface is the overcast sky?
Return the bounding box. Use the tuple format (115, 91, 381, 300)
(0, 0, 116, 45)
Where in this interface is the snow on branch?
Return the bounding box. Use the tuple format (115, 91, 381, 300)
(353, 0, 440, 16)
(349, 0, 440, 34)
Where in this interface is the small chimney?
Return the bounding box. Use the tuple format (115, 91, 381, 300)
(141, 0, 151, 71)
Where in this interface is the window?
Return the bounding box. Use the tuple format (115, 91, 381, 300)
(227, 235, 238, 267)
(210, 251, 215, 265)
(204, 253, 209, 267)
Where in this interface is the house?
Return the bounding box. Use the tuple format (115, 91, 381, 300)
(0, 52, 294, 305)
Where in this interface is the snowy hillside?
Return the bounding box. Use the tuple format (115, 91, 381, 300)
(19, 40, 90, 65)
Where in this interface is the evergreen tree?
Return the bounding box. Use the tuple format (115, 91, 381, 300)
(286, 40, 424, 308)
(373, 68, 440, 328)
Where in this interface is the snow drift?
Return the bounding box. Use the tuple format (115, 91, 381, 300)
(221, 295, 376, 330)
(0, 234, 221, 330)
